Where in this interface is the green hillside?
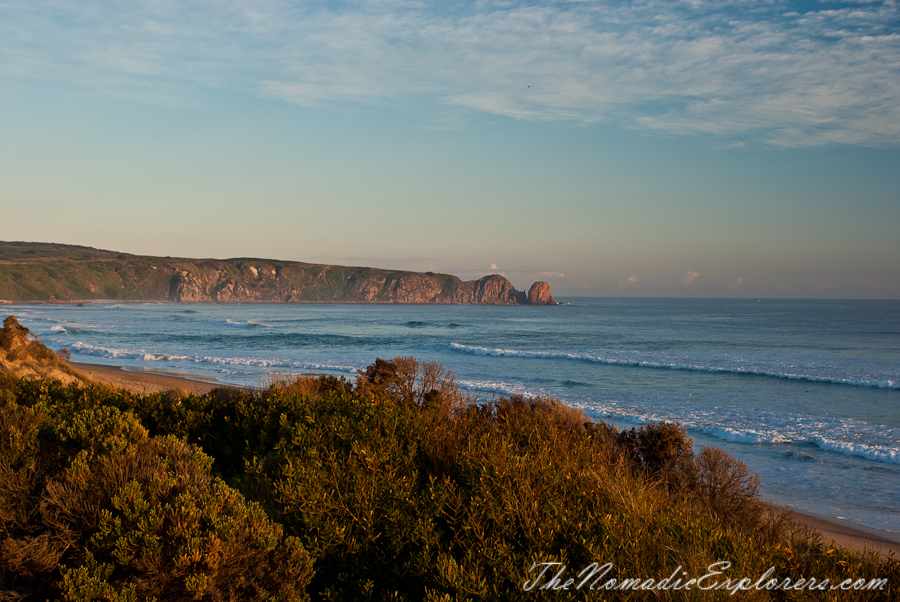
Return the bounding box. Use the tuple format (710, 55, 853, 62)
(0, 242, 540, 304)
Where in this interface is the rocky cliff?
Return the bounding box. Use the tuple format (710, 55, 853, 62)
(0, 242, 555, 305)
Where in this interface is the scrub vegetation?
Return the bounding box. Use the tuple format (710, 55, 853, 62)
(0, 323, 897, 600)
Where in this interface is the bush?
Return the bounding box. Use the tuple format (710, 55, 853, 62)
(355, 356, 465, 414)
(3, 359, 898, 601)
(614, 421, 698, 492)
(0, 397, 313, 602)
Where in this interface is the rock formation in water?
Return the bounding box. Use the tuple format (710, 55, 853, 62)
(0, 242, 557, 305)
(526, 281, 556, 306)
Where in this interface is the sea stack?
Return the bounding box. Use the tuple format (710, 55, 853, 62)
(526, 281, 556, 305)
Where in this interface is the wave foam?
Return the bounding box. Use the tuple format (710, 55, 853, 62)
(224, 319, 273, 328)
(72, 342, 191, 362)
(812, 438, 900, 465)
(449, 343, 899, 390)
(69, 342, 358, 374)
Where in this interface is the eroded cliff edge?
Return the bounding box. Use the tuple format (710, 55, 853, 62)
(0, 242, 556, 305)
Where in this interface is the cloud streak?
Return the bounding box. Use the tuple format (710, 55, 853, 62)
(1, 0, 898, 146)
(681, 271, 701, 286)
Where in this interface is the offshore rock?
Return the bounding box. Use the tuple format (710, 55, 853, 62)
(527, 281, 556, 306)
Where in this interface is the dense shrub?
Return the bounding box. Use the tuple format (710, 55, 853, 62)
(613, 421, 698, 491)
(610, 421, 788, 542)
(0, 393, 313, 602)
(2, 358, 898, 601)
(355, 356, 464, 413)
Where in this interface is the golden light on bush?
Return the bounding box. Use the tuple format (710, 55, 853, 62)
(0, 356, 897, 601)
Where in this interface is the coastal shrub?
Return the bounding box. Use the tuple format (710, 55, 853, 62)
(612, 422, 788, 541)
(614, 421, 698, 492)
(355, 356, 464, 412)
(2, 359, 898, 601)
(266, 374, 354, 399)
(0, 396, 313, 602)
(694, 446, 768, 529)
(244, 378, 827, 600)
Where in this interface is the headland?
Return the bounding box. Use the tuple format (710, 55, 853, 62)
(0, 241, 557, 305)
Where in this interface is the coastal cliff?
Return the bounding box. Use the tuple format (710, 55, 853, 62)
(0, 242, 556, 305)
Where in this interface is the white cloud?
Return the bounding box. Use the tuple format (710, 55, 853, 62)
(2, 0, 898, 146)
(620, 275, 640, 287)
(681, 271, 700, 286)
(490, 263, 498, 270)
(538, 271, 565, 279)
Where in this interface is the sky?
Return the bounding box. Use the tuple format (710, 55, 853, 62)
(1, 0, 898, 298)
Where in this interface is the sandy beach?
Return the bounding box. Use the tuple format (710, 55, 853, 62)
(788, 510, 900, 560)
(71, 360, 900, 560)
(74, 361, 226, 396)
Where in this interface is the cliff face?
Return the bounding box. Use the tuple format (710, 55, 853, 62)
(0, 242, 556, 305)
(170, 266, 528, 304)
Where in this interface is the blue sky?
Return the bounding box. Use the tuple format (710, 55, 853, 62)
(1, 0, 898, 297)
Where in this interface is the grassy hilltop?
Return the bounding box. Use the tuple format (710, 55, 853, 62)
(0, 318, 897, 601)
(0, 242, 549, 305)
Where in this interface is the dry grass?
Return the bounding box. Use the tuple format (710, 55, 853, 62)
(0, 316, 89, 384)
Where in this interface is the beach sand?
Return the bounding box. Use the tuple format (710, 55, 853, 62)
(73, 361, 225, 396)
(789, 510, 900, 560)
(71, 361, 900, 560)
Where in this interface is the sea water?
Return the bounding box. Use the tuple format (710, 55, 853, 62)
(7, 298, 899, 532)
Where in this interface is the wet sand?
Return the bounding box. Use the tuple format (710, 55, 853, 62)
(71, 361, 900, 560)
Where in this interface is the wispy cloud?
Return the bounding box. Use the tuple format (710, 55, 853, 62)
(681, 271, 701, 286)
(620, 275, 640, 287)
(2, 0, 898, 145)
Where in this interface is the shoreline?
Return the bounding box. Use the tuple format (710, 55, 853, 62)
(788, 510, 900, 559)
(73, 361, 228, 396)
(72, 360, 900, 559)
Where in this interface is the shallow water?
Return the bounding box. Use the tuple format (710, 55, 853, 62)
(9, 298, 900, 531)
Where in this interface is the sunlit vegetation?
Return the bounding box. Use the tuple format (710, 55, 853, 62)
(1, 347, 897, 600)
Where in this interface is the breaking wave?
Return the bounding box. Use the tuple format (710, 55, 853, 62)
(449, 343, 899, 390)
(69, 342, 358, 374)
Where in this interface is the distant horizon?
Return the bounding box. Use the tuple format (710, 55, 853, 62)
(3, 239, 898, 301)
(2, 0, 898, 300)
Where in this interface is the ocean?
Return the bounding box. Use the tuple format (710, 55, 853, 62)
(7, 298, 899, 533)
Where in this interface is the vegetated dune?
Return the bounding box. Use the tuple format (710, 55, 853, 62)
(0, 315, 86, 385)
